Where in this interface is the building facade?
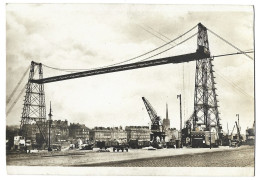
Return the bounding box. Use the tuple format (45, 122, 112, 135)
(47, 119, 69, 143)
(13, 136, 25, 150)
(125, 126, 151, 141)
(89, 127, 127, 141)
(69, 123, 90, 140)
(111, 127, 127, 140)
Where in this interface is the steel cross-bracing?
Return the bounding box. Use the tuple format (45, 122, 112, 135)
(20, 61, 47, 141)
(193, 23, 222, 137)
(20, 23, 218, 142)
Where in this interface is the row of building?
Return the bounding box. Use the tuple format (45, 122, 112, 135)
(21, 119, 179, 146)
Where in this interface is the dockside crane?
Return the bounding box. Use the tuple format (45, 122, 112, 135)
(230, 122, 242, 147)
(231, 125, 235, 137)
(142, 97, 162, 132)
(142, 97, 165, 148)
(7, 22, 253, 147)
(142, 97, 166, 148)
(235, 121, 242, 145)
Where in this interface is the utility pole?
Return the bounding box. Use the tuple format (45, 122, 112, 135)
(177, 94, 182, 148)
(48, 101, 53, 152)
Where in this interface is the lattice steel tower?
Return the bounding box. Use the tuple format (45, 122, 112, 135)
(20, 61, 47, 139)
(193, 23, 222, 134)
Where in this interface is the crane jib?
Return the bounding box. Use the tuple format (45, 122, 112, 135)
(31, 50, 210, 84)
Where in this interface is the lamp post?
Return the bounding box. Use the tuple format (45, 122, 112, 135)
(48, 120, 52, 151)
(48, 102, 53, 152)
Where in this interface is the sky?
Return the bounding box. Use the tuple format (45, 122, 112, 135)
(6, 4, 254, 134)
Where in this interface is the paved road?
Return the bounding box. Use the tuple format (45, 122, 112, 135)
(81, 146, 254, 167)
(7, 146, 254, 167)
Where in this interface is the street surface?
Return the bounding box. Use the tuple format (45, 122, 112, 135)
(6, 145, 254, 167)
(91, 146, 254, 167)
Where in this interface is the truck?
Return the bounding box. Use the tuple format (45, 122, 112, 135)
(111, 139, 128, 152)
(80, 140, 94, 150)
(190, 131, 217, 148)
(166, 139, 176, 148)
(129, 140, 150, 149)
(96, 139, 129, 152)
(230, 135, 241, 147)
(230, 121, 242, 147)
(96, 141, 109, 149)
(246, 128, 255, 145)
(245, 121, 255, 146)
(221, 134, 231, 146)
(151, 141, 164, 149)
(80, 143, 94, 150)
(47, 144, 61, 151)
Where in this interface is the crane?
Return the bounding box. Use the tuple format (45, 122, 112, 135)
(141, 97, 166, 148)
(15, 23, 210, 143)
(231, 125, 236, 136)
(12, 23, 251, 145)
(235, 121, 242, 144)
(230, 122, 242, 147)
(142, 97, 162, 131)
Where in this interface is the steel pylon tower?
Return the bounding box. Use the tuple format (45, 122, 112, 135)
(20, 61, 47, 139)
(193, 23, 222, 134)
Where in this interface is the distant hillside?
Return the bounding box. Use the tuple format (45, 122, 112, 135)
(6, 125, 20, 131)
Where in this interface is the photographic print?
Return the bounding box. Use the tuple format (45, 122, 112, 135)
(6, 3, 255, 176)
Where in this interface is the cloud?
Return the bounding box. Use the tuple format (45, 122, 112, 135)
(6, 4, 254, 134)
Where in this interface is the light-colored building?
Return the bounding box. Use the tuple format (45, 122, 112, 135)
(111, 127, 127, 140)
(90, 127, 127, 141)
(90, 127, 111, 141)
(13, 136, 26, 150)
(125, 126, 151, 141)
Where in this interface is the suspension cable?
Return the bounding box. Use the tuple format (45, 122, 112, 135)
(137, 24, 254, 118)
(207, 28, 254, 60)
(6, 66, 30, 105)
(135, 24, 254, 102)
(139, 32, 198, 62)
(140, 24, 191, 120)
(212, 51, 254, 58)
(6, 84, 27, 116)
(138, 24, 172, 44)
(144, 24, 173, 41)
(42, 24, 198, 72)
(139, 24, 254, 101)
(138, 24, 177, 46)
(214, 70, 253, 100)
